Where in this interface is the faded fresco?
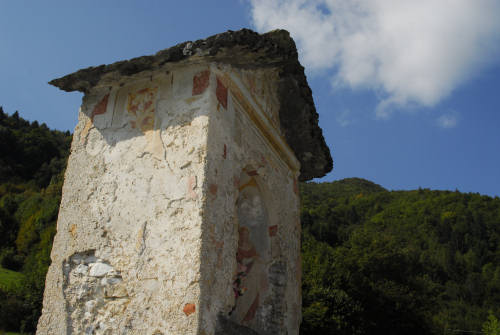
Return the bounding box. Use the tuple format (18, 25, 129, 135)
(127, 87, 158, 132)
(231, 176, 270, 328)
(238, 69, 280, 130)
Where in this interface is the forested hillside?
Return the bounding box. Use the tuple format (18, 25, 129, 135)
(0, 108, 499, 334)
(0, 107, 71, 333)
(300, 179, 500, 334)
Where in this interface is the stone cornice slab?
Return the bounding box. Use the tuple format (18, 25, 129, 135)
(49, 28, 333, 180)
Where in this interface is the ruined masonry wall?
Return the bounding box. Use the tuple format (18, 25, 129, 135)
(37, 64, 214, 335)
(37, 61, 302, 335)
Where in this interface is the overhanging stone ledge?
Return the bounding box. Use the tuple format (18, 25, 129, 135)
(49, 28, 333, 181)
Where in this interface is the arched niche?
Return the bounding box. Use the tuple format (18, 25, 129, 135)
(230, 168, 271, 329)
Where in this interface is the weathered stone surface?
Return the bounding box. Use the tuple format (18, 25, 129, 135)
(62, 251, 129, 334)
(38, 66, 211, 335)
(38, 30, 323, 334)
(88, 262, 113, 277)
(48, 29, 332, 180)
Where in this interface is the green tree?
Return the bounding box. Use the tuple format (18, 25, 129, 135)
(0, 108, 70, 333)
(483, 311, 500, 335)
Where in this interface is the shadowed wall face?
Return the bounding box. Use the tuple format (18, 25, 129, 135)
(197, 63, 302, 335)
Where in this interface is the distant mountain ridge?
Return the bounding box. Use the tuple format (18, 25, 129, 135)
(302, 177, 386, 200)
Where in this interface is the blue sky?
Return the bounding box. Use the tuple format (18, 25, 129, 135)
(1, 1, 499, 196)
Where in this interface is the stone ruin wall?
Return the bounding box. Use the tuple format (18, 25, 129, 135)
(37, 61, 301, 335)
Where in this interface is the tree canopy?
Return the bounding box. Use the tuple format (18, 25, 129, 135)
(300, 180, 500, 334)
(0, 107, 71, 333)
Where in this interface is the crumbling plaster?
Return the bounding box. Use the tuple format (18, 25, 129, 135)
(38, 64, 211, 335)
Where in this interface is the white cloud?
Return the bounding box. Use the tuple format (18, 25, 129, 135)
(250, 0, 500, 116)
(437, 114, 458, 128)
(336, 109, 354, 127)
